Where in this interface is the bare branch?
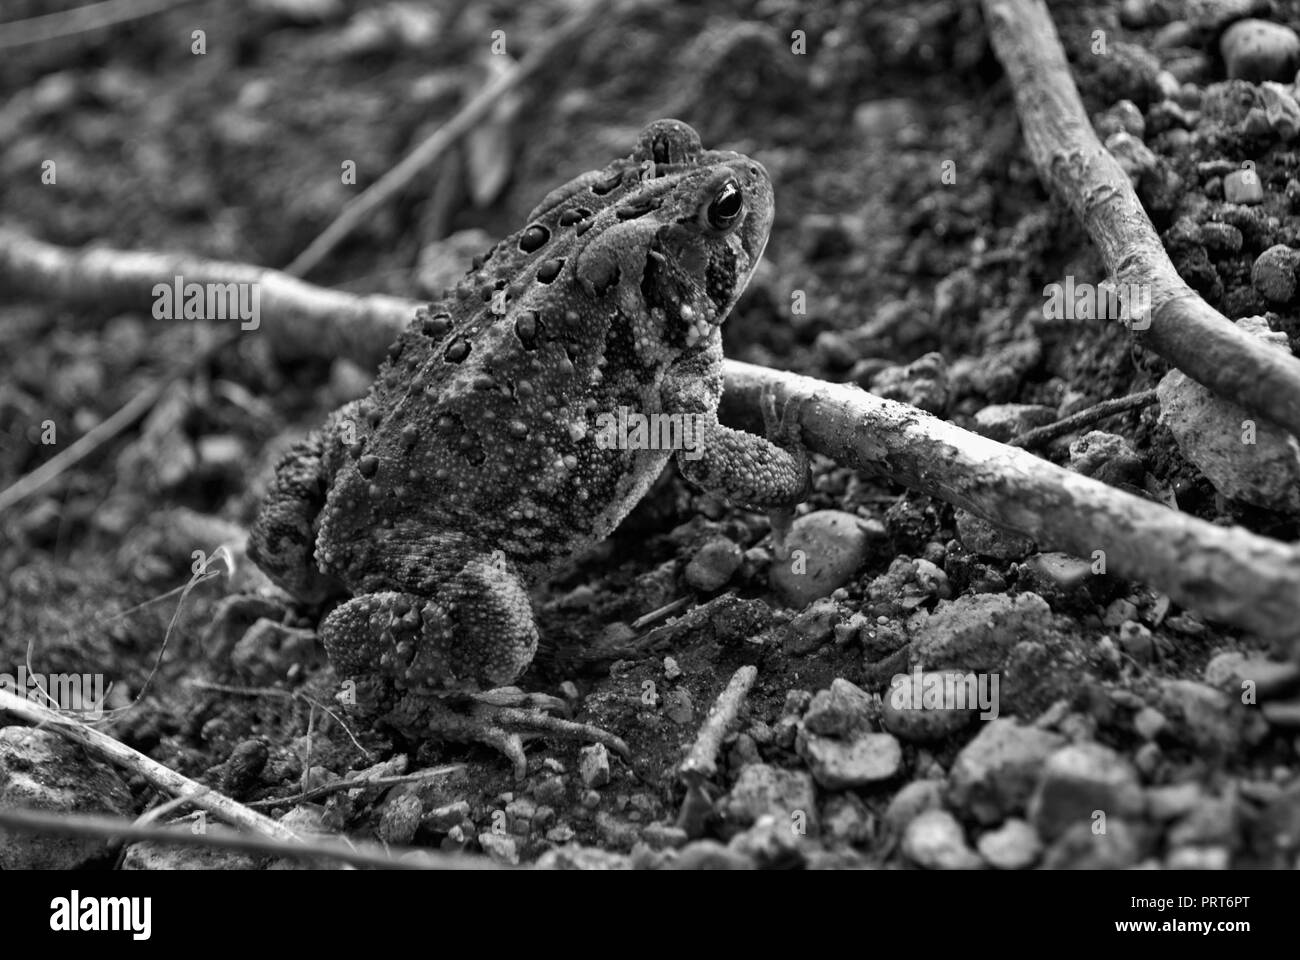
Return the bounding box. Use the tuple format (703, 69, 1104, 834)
(982, 0, 1300, 438)
(723, 362, 1300, 645)
(1011, 389, 1159, 449)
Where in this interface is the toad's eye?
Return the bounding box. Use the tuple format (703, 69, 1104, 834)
(704, 179, 743, 231)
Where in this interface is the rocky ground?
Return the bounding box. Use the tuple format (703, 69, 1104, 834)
(3, 0, 1300, 870)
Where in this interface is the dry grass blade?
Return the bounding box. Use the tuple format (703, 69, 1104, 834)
(0, 328, 239, 515)
(0, 807, 503, 870)
(0, 0, 195, 51)
(245, 767, 467, 810)
(283, 0, 616, 278)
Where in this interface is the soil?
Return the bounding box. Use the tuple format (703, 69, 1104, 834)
(2, 0, 1299, 869)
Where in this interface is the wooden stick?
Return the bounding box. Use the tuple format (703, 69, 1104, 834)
(1010, 389, 1158, 449)
(982, 0, 1300, 439)
(0, 227, 412, 369)
(3, 231, 1299, 641)
(722, 362, 1300, 645)
(679, 665, 757, 783)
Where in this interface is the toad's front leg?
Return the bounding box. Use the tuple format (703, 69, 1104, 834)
(661, 343, 811, 528)
(321, 552, 628, 779)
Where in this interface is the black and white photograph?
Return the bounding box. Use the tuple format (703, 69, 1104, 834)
(0, 0, 1291, 931)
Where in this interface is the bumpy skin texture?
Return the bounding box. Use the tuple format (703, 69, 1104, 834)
(249, 119, 809, 751)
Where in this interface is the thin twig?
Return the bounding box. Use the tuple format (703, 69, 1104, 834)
(1011, 389, 1159, 449)
(0, 328, 238, 514)
(631, 597, 691, 630)
(0, 0, 194, 50)
(676, 664, 757, 836)
(133, 788, 210, 828)
(283, 0, 614, 278)
(0, 807, 502, 870)
(186, 679, 373, 760)
(302, 698, 317, 797)
(246, 767, 466, 810)
(679, 665, 757, 783)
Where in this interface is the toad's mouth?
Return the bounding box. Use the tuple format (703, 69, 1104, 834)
(640, 231, 759, 349)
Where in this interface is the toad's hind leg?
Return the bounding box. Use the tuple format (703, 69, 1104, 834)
(319, 554, 627, 779)
(249, 402, 362, 604)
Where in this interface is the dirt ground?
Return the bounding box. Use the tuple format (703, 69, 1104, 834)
(2, 0, 1300, 870)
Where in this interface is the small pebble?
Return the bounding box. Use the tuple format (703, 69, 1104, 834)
(1106, 131, 1158, 186)
(378, 793, 424, 845)
(797, 730, 902, 789)
(881, 670, 979, 742)
(579, 743, 611, 788)
(1118, 620, 1155, 663)
(955, 509, 1034, 560)
(684, 536, 743, 591)
(1221, 18, 1300, 83)
(725, 764, 818, 830)
(477, 832, 520, 865)
(1204, 652, 1300, 699)
(785, 597, 842, 654)
(977, 818, 1042, 869)
(885, 780, 947, 833)
(1103, 598, 1139, 627)
(948, 719, 1065, 824)
(1134, 706, 1167, 740)
(803, 678, 874, 737)
(1251, 244, 1299, 303)
(902, 809, 982, 870)
(769, 511, 873, 607)
(1147, 781, 1203, 821)
(664, 687, 694, 724)
(1167, 845, 1231, 869)
(1198, 221, 1243, 253)
(1223, 168, 1264, 204)
(1151, 20, 1195, 51)
(1029, 742, 1144, 841)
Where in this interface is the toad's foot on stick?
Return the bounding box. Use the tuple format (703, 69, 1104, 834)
(760, 385, 808, 560)
(768, 505, 796, 561)
(416, 688, 630, 781)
